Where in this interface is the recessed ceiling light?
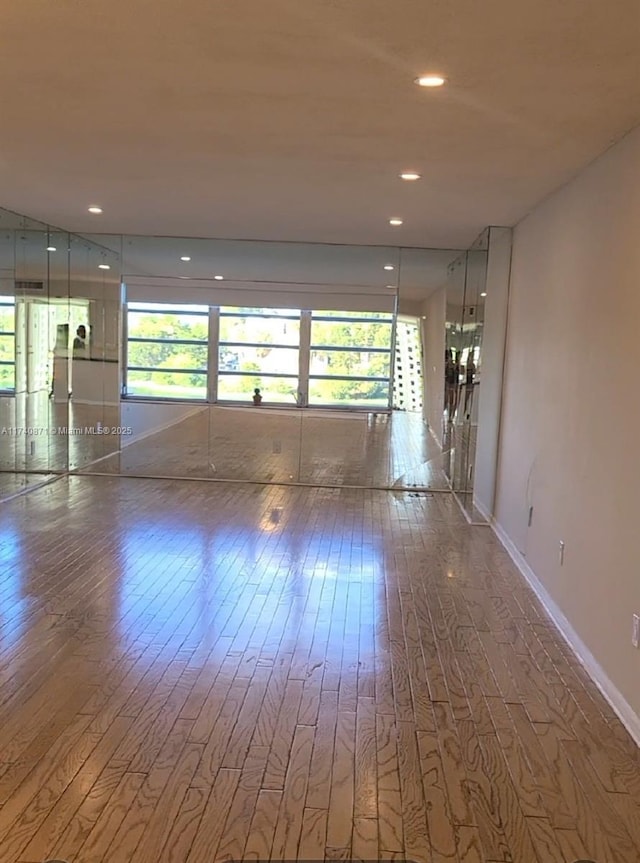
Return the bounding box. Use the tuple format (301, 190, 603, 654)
(179, 276, 190, 280)
(400, 172, 421, 181)
(88, 206, 103, 214)
(214, 275, 224, 280)
(98, 264, 111, 270)
(385, 284, 395, 289)
(480, 292, 487, 297)
(46, 246, 56, 252)
(384, 265, 395, 271)
(415, 75, 446, 88)
(389, 218, 403, 226)
(180, 256, 191, 262)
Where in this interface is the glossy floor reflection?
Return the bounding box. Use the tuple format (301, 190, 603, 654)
(96, 406, 449, 489)
(0, 476, 638, 863)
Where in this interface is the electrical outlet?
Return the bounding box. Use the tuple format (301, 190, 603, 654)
(632, 614, 640, 649)
(559, 540, 565, 566)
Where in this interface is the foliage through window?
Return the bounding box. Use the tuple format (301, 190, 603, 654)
(126, 302, 209, 399)
(218, 307, 300, 403)
(0, 297, 15, 391)
(309, 311, 392, 406)
(125, 303, 395, 408)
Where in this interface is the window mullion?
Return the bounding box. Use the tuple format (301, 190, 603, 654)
(298, 310, 311, 406)
(208, 306, 219, 403)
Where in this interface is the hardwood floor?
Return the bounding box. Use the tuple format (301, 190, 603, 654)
(0, 475, 638, 862)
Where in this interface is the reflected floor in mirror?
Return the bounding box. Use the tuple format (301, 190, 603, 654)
(441, 419, 487, 522)
(0, 471, 53, 502)
(0, 392, 120, 473)
(0, 476, 637, 863)
(94, 406, 449, 489)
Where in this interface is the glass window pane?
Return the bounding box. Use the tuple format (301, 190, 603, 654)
(127, 370, 207, 400)
(128, 312, 208, 341)
(310, 349, 390, 378)
(311, 319, 392, 351)
(218, 374, 299, 404)
(0, 334, 15, 362)
(219, 345, 298, 376)
(128, 341, 208, 371)
(0, 304, 15, 333)
(0, 364, 15, 390)
(219, 314, 300, 345)
(127, 302, 209, 401)
(308, 378, 390, 407)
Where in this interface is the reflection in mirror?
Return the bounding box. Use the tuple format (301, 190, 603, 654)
(393, 247, 460, 489)
(1, 220, 502, 494)
(14, 225, 67, 474)
(443, 229, 489, 516)
(82, 235, 419, 486)
(0, 223, 17, 493)
(68, 235, 121, 471)
(0, 205, 122, 497)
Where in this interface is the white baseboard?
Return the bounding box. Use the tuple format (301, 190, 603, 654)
(473, 496, 493, 524)
(493, 519, 640, 748)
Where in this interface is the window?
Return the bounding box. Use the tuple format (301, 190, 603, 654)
(309, 311, 393, 406)
(126, 302, 209, 399)
(0, 297, 15, 391)
(218, 307, 300, 403)
(123, 301, 396, 409)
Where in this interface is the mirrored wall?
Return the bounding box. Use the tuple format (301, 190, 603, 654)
(1, 213, 467, 493)
(443, 229, 489, 516)
(0, 207, 121, 499)
(70, 234, 461, 490)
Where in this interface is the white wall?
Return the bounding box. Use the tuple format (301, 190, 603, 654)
(495, 125, 640, 737)
(421, 287, 446, 444)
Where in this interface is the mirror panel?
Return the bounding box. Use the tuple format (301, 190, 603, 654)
(443, 229, 489, 516)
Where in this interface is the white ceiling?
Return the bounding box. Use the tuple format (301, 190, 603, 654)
(0, 0, 639, 249)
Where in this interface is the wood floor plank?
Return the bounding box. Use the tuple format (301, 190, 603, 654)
(271, 724, 315, 859)
(352, 816, 378, 861)
(298, 807, 328, 860)
(215, 745, 270, 862)
(535, 722, 618, 863)
(19, 715, 134, 861)
(354, 696, 377, 819)
(186, 768, 242, 863)
(76, 771, 147, 863)
(306, 689, 339, 810)
(242, 788, 282, 860)
(326, 710, 356, 851)
(416, 730, 458, 863)
(0, 474, 639, 863)
(397, 721, 431, 863)
(262, 678, 304, 790)
(432, 701, 475, 828)
(456, 719, 510, 862)
(98, 719, 197, 863)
